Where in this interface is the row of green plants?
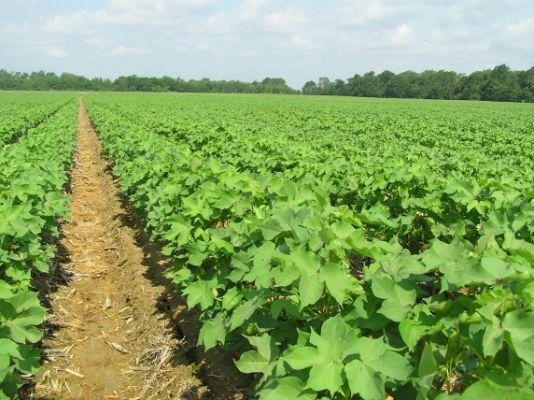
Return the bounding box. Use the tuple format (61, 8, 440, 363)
(0, 100, 76, 399)
(85, 94, 533, 399)
(86, 94, 534, 188)
(0, 93, 74, 145)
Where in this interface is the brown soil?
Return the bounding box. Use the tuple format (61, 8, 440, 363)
(30, 102, 209, 399)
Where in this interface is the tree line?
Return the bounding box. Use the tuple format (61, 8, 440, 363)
(0, 71, 296, 94)
(0, 65, 532, 102)
(304, 65, 534, 102)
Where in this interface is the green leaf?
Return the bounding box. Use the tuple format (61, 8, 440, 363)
(271, 298, 299, 319)
(330, 221, 355, 239)
(444, 178, 480, 206)
(308, 361, 344, 395)
(0, 353, 9, 370)
(313, 315, 360, 361)
(3, 294, 46, 343)
(163, 216, 192, 246)
(298, 271, 324, 309)
(510, 336, 534, 366)
(482, 323, 504, 357)
(460, 378, 532, 400)
(246, 334, 277, 361)
(183, 281, 215, 310)
(320, 262, 353, 305)
(259, 376, 315, 400)
(502, 310, 534, 341)
(372, 275, 416, 321)
(435, 394, 460, 400)
(422, 239, 493, 287)
(0, 282, 13, 299)
(345, 359, 385, 400)
(221, 287, 244, 311)
(214, 193, 235, 209)
(480, 256, 511, 280)
(418, 343, 437, 377)
(284, 346, 322, 370)
(229, 297, 262, 331)
(356, 337, 388, 363)
(261, 218, 285, 240)
(289, 249, 321, 274)
(198, 314, 226, 350)
(368, 350, 413, 381)
(0, 339, 21, 358)
(13, 345, 41, 375)
(254, 241, 276, 269)
(502, 310, 534, 365)
(10, 292, 42, 312)
(399, 319, 427, 350)
(8, 323, 42, 344)
(235, 350, 270, 374)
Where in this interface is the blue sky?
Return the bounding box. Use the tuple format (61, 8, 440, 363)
(1, 0, 533, 88)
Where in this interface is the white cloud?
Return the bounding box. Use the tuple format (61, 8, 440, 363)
(45, 46, 68, 58)
(108, 0, 214, 11)
(41, 0, 216, 34)
(238, 0, 268, 19)
(506, 18, 534, 34)
(262, 8, 309, 33)
(236, 2, 310, 34)
(111, 46, 149, 56)
(339, 1, 397, 27)
(194, 42, 210, 51)
(391, 23, 414, 45)
(84, 35, 107, 48)
(446, 6, 464, 22)
(289, 35, 317, 50)
(0, 0, 532, 88)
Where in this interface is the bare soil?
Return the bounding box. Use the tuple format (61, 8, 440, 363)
(29, 102, 217, 399)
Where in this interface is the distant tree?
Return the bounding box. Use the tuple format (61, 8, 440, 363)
(359, 72, 384, 97)
(385, 71, 421, 98)
(174, 77, 188, 92)
(334, 79, 347, 95)
(419, 70, 459, 99)
(0, 67, 531, 102)
(302, 80, 318, 94)
(112, 76, 129, 91)
(318, 77, 330, 90)
(347, 74, 362, 96)
(517, 67, 534, 102)
(0, 69, 18, 89)
(259, 77, 295, 94)
(456, 70, 490, 100)
(304, 66, 530, 102)
(481, 64, 520, 102)
(377, 70, 395, 85)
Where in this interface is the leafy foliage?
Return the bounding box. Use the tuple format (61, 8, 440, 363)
(0, 93, 73, 145)
(0, 97, 76, 399)
(85, 93, 534, 399)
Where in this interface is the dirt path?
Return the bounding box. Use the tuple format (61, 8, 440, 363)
(32, 102, 206, 400)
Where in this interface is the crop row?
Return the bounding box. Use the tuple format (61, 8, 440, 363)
(85, 95, 534, 185)
(85, 95, 533, 400)
(0, 93, 74, 145)
(0, 101, 77, 399)
(83, 96, 533, 256)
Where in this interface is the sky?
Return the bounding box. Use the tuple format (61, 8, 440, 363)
(1, 0, 533, 88)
